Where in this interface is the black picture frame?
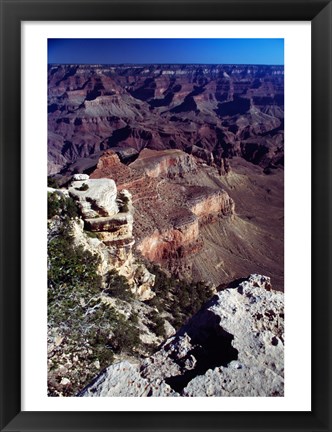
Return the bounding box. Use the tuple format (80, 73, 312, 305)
(1, 0, 331, 431)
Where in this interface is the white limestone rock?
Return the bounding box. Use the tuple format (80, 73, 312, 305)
(73, 173, 89, 181)
(79, 361, 178, 397)
(69, 178, 118, 218)
(163, 320, 176, 338)
(180, 274, 284, 396)
(79, 275, 284, 397)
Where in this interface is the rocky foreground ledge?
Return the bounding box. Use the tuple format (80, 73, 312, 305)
(79, 274, 284, 397)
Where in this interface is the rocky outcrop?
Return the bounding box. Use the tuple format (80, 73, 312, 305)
(82, 147, 284, 292)
(188, 144, 214, 166)
(79, 360, 175, 397)
(85, 213, 133, 237)
(137, 209, 200, 262)
(89, 150, 234, 269)
(79, 274, 284, 397)
(186, 186, 235, 222)
(73, 173, 89, 181)
(129, 148, 197, 179)
(90, 150, 142, 191)
(69, 178, 118, 218)
(67, 176, 155, 300)
(135, 184, 235, 265)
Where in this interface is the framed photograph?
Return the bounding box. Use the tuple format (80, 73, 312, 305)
(1, 0, 331, 431)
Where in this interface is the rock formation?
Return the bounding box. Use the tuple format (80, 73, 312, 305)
(48, 64, 284, 175)
(67, 176, 155, 300)
(89, 149, 235, 273)
(79, 274, 284, 397)
(47, 63, 285, 397)
(129, 148, 198, 178)
(186, 186, 235, 222)
(48, 63, 284, 291)
(69, 178, 118, 218)
(137, 210, 200, 262)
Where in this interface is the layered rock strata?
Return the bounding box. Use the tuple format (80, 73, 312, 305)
(186, 186, 234, 222)
(79, 274, 284, 397)
(68, 176, 155, 300)
(90, 150, 234, 267)
(137, 209, 200, 262)
(129, 148, 198, 178)
(48, 64, 284, 176)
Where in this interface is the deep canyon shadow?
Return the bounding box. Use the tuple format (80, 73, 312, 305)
(165, 311, 238, 393)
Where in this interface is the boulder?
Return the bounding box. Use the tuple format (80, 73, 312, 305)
(73, 173, 89, 181)
(69, 178, 118, 218)
(132, 265, 156, 300)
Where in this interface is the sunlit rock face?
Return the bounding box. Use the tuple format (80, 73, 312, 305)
(67, 176, 155, 300)
(79, 274, 284, 397)
(69, 178, 118, 218)
(137, 212, 200, 262)
(186, 186, 235, 222)
(88, 149, 235, 271)
(129, 148, 198, 179)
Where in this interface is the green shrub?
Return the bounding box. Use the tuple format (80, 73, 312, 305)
(129, 311, 139, 325)
(146, 264, 214, 331)
(85, 230, 100, 239)
(48, 176, 59, 188)
(147, 310, 166, 338)
(104, 269, 134, 301)
(47, 192, 79, 220)
(48, 223, 143, 396)
(121, 202, 129, 213)
(75, 183, 89, 191)
(109, 314, 141, 354)
(48, 193, 61, 219)
(65, 196, 79, 219)
(48, 233, 102, 311)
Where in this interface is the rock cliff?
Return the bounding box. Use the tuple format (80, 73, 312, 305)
(89, 149, 235, 272)
(137, 209, 200, 262)
(69, 178, 118, 218)
(67, 176, 155, 300)
(129, 148, 198, 178)
(186, 186, 235, 222)
(79, 274, 284, 397)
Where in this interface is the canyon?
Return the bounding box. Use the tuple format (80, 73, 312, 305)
(48, 63, 284, 290)
(48, 64, 283, 176)
(48, 63, 284, 396)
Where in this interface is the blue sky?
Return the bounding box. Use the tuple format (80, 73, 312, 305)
(48, 39, 284, 65)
